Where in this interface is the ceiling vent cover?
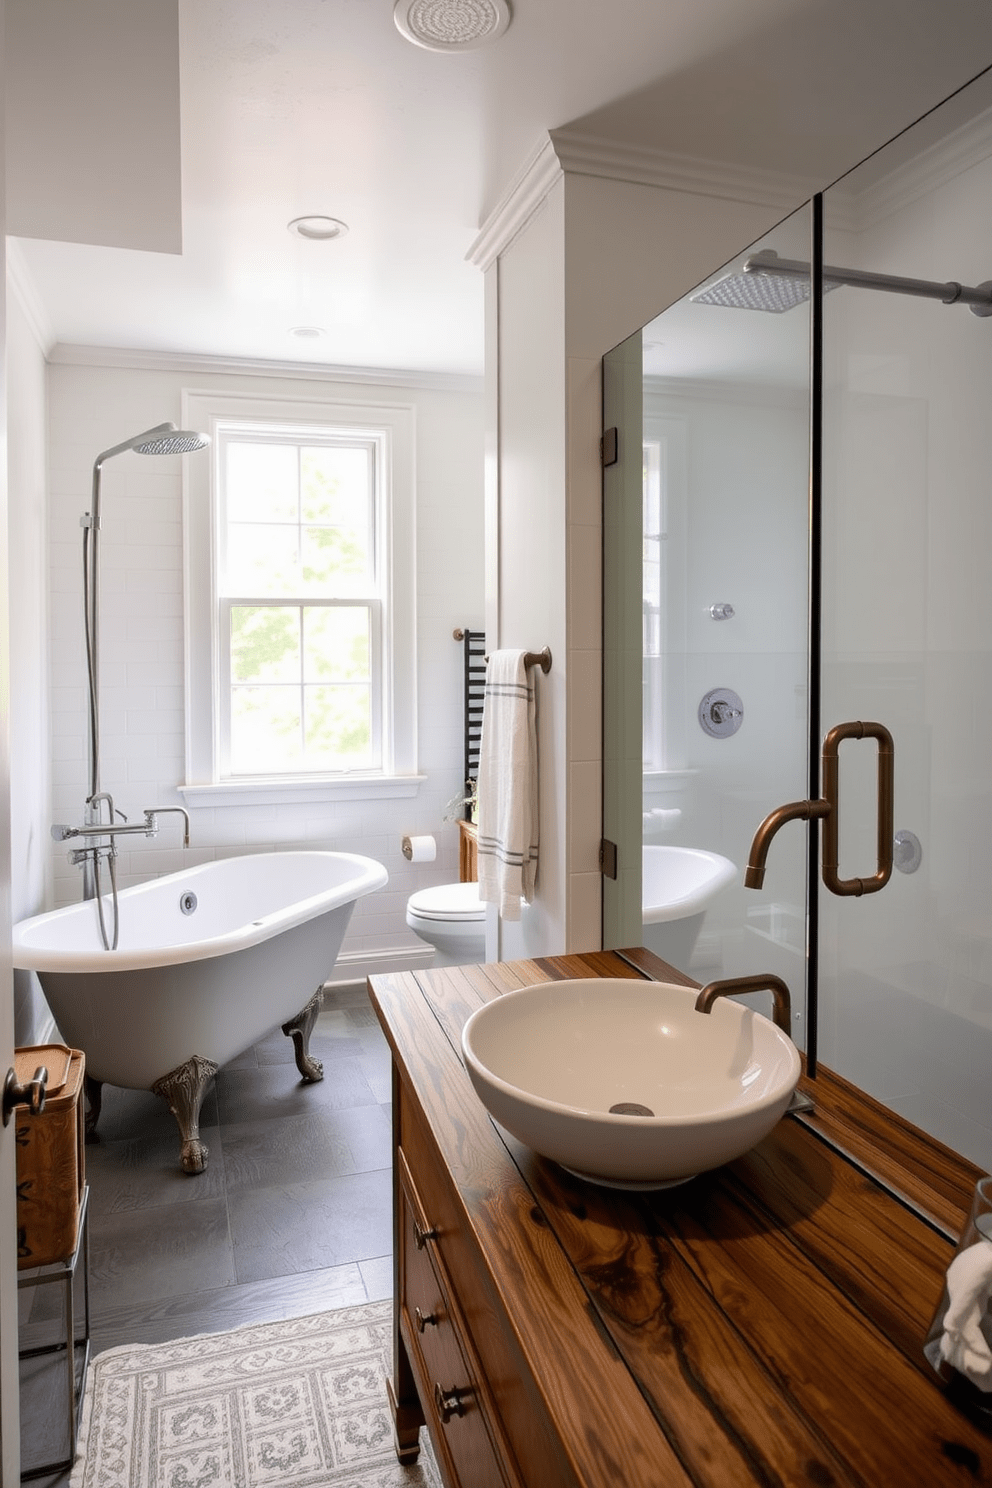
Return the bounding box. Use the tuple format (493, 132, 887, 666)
(394, 0, 511, 51)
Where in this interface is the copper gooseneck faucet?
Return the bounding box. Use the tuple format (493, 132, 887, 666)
(694, 973, 793, 1034)
(744, 720, 895, 899)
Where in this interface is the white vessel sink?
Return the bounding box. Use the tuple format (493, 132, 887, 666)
(461, 978, 801, 1189)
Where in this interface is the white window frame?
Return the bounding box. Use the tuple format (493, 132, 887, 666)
(181, 390, 421, 805)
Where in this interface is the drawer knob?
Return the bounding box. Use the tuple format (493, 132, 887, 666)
(414, 1221, 438, 1250)
(415, 1307, 438, 1332)
(434, 1381, 467, 1423)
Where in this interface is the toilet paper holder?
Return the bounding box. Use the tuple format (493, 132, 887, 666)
(402, 835, 437, 863)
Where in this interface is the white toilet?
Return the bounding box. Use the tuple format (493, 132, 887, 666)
(406, 882, 486, 967)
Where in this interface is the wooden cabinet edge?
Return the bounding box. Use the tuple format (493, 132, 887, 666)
(397, 1145, 520, 1487)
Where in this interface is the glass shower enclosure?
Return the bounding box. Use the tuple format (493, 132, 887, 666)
(603, 67, 992, 1171)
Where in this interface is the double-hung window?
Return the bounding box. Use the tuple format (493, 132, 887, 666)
(182, 392, 418, 803)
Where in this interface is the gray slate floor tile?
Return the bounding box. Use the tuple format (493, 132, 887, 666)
(228, 1167, 393, 1283)
(19, 997, 397, 1486)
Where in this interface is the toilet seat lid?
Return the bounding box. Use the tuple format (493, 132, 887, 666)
(408, 882, 486, 922)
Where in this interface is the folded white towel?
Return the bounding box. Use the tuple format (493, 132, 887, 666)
(476, 649, 538, 921)
(938, 1238, 992, 1389)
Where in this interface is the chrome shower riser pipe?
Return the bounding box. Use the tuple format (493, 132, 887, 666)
(73, 422, 210, 924)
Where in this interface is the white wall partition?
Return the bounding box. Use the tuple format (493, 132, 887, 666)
(474, 139, 796, 957)
(7, 270, 52, 1044)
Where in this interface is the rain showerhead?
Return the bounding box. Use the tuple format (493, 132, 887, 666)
(94, 422, 211, 467)
(691, 271, 814, 314)
(691, 253, 843, 314)
(691, 249, 992, 316)
(89, 423, 210, 532)
(81, 418, 212, 813)
(132, 429, 210, 456)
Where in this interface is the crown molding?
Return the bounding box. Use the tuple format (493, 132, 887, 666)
(46, 342, 483, 394)
(849, 100, 992, 231)
(5, 240, 56, 356)
(550, 129, 818, 213)
(467, 136, 563, 271)
(469, 129, 821, 272)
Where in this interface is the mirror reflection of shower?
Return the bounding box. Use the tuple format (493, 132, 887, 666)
(51, 423, 210, 948)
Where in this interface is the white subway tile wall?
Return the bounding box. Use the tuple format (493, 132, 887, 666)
(47, 364, 485, 972)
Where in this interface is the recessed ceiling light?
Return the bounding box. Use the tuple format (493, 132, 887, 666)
(393, 0, 511, 52)
(287, 216, 348, 241)
(289, 326, 327, 341)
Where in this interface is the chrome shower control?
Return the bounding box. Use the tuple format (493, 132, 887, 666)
(709, 603, 735, 620)
(698, 688, 744, 739)
(893, 830, 922, 874)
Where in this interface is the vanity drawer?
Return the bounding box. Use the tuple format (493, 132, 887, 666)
(399, 1170, 511, 1488)
(397, 1090, 568, 1487)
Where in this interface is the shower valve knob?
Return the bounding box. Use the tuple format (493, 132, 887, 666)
(709, 603, 735, 620)
(698, 688, 745, 739)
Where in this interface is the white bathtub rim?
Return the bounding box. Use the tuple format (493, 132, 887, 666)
(12, 850, 388, 973)
(642, 845, 737, 923)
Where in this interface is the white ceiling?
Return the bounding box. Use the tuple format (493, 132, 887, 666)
(7, 0, 992, 377)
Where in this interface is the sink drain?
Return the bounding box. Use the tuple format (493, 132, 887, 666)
(609, 1102, 655, 1117)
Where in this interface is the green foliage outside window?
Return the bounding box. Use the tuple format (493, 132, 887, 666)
(224, 436, 378, 773)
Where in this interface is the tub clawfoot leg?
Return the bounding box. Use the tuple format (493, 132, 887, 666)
(282, 989, 324, 1083)
(84, 1075, 103, 1142)
(152, 1055, 219, 1175)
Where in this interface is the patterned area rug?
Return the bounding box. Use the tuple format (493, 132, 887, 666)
(69, 1300, 441, 1488)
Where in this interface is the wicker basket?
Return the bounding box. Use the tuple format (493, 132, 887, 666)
(14, 1043, 86, 1270)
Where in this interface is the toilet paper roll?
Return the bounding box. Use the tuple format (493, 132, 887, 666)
(402, 834, 437, 863)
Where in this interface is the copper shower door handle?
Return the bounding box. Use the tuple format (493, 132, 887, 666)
(820, 720, 894, 896)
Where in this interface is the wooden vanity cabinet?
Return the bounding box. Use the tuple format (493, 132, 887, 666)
(371, 950, 992, 1488)
(396, 1135, 518, 1487)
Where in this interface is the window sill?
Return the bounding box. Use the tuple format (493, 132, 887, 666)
(179, 774, 427, 808)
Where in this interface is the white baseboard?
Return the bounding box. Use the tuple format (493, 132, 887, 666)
(324, 944, 436, 990)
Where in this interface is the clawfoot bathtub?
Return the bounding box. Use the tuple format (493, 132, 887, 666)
(12, 851, 387, 1173)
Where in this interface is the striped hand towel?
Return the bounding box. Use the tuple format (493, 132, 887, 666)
(476, 649, 538, 920)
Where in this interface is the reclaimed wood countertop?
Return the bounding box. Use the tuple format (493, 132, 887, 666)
(368, 948, 992, 1487)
